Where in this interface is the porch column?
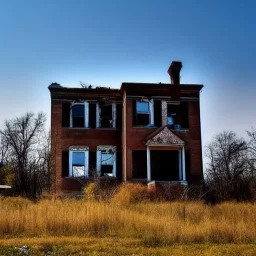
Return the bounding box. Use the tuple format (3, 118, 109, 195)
(182, 146, 186, 181)
(178, 150, 182, 180)
(147, 146, 151, 181)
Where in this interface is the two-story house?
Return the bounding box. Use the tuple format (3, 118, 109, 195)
(49, 61, 203, 193)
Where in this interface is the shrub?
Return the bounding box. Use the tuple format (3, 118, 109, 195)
(83, 182, 97, 201)
(111, 183, 150, 205)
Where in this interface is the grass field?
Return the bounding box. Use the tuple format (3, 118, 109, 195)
(0, 237, 256, 256)
(1, 195, 256, 255)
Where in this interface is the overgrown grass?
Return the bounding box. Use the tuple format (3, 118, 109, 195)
(0, 237, 256, 256)
(1, 195, 256, 245)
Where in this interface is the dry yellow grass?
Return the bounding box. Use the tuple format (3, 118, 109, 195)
(0, 196, 256, 245)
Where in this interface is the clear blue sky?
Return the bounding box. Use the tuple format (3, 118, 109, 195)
(0, 0, 255, 167)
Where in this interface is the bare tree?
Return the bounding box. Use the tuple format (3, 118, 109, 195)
(205, 131, 254, 201)
(0, 112, 50, 197)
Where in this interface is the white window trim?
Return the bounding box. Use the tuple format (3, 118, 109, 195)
(96, 145, 117, 177)
(70, 101, 89, 128)
(69, 146, 89, 177)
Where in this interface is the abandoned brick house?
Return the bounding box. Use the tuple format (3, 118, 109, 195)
(49, 61, 203, 193)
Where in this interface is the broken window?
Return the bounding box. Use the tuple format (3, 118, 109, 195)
(101, 153, 114, 176)
(133, 100, 153, 126)
(98, 103, 116, 128)
(69, 147, 89, 177)
(167, 102, 189, 129)
(96, 146, 117, 177)
(100, 105, 113, 128)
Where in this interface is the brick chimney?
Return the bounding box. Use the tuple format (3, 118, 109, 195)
(168, 61, 182, 84)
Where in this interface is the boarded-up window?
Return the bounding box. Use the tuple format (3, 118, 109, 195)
(89, 151, 96, 176)
(62, 103, 70, 127)
(62, 151, 69, 177)
(116, 150, 122, 180)
(132, 150, 147, 179)
(89, 103, 96, 128)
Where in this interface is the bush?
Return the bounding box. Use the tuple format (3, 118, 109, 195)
(112, 183, 150, 205)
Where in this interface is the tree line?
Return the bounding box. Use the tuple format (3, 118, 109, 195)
(0, 111, 256, 201)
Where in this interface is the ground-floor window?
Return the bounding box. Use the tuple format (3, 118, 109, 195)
(97, 146, 117, 177)
(69, 146, 89, 177)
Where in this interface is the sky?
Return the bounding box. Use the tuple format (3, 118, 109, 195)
(0, 0, 256, 169)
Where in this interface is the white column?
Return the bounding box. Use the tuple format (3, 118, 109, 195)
(147, 146, 151, 181)
(182, 146, 186, 181)
(96, 103, 100, 128)
(69, 151, 73, 177)
(113, 152, 117, 177)
(84, 101, 89, 128)
(85, 151, 89, 177)
(112, 103, 116, 128)
(150, 99, 154, 125)
(179, 150, 182, 181)
(96, 150, 101, 175)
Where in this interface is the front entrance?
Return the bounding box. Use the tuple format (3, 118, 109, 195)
(150, 150, 179, 181)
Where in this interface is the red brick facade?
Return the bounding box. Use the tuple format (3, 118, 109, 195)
(49, 62, 204, 193)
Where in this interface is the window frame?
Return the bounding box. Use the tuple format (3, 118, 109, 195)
(96, 146, 117, 177)
(69, 146, 89, 177)
(96, 103, 116, 128)
(70, 101, 89, 128)
(134, 99, 154, 127)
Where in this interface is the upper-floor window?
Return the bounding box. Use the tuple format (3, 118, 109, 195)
(62, 101, 122, 129)
(70, 102, 89, 128)
(133, 100, 154, 127)
(167, 102, 189, 129)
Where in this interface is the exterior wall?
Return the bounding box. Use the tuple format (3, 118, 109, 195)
(50, 84, 204, 193)
(123, 98, 203, 184)
(51, 100, 121, 193)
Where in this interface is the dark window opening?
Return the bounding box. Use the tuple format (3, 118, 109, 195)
(100, 105, 113, 128)
(132, 150, 147, 179)
(62, 103, 70, 127)
(89, 103, 96, 128)
(151, 150, 179, 181)
(72, 105, 85, 128)
(167, 102, 189, 129)
(116, 104, 122, 130)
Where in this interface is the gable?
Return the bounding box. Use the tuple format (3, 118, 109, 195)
(145, 126, 185, 146)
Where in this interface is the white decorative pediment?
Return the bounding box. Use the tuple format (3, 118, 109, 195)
(146, 126, 184, 146)
(69, 146, 89, 151)
(97, 145, 117, 153)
